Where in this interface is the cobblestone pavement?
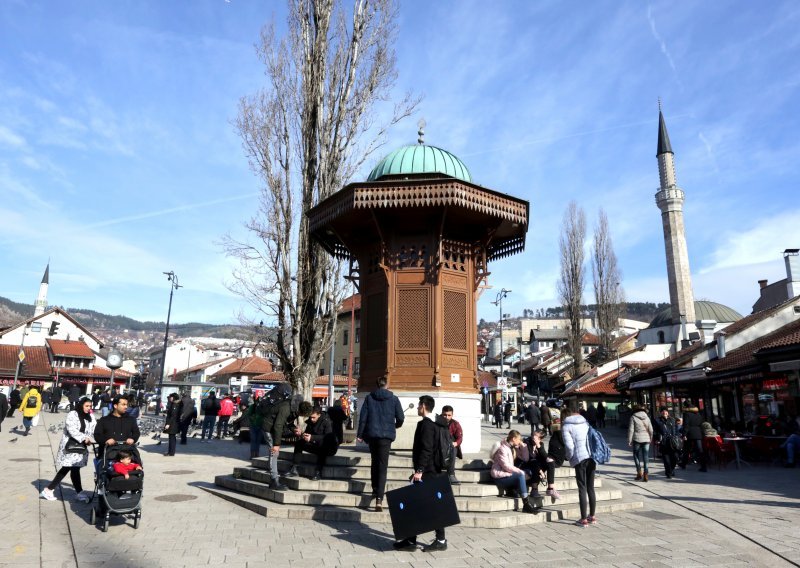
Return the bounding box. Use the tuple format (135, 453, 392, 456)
(2, 411, 799, 567)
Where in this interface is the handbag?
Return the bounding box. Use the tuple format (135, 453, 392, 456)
(64, 437, 88, 455)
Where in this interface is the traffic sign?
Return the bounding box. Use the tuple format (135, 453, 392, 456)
(496, 377, 508, 389)
(18, 350, 25, 363)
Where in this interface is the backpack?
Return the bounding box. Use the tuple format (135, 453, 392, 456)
(27, 394, 38, 408)
(433, 418, 454, 471)
(257, 383, 293, 414)
(586, 426, 611, 464)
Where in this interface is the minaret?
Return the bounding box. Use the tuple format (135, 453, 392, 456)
(34, 262, 49, 317)
(655, 104, 696, 325)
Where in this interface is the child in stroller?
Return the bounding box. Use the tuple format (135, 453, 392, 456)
(90, 443, 143, 532)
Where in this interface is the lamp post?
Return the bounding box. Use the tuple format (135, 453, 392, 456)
(157, 271, 181, 415)
(491, 288, 512, 397)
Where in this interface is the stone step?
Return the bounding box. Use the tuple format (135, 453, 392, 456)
(206, 478, 642, 528)
(254, 458, 486, 482)
(222, 474, 619, 512)
(235, 466, 603, 494)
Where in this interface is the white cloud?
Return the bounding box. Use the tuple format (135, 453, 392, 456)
(0, 125, 26, 148)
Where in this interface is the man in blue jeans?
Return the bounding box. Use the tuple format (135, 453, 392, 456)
(200, 391, 220, 442)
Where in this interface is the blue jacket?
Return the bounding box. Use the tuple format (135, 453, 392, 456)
(357, 388, 404, 442)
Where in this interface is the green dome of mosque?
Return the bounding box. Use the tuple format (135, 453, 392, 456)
(367, 144, 472, 183)
(648, 300, 744, 329)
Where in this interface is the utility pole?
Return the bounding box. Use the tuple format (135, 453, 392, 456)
(157, 271, 181, 415)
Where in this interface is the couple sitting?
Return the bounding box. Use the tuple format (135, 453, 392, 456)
(489, 429, 565, 513)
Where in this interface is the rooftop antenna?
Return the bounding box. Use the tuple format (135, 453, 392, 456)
(417, 118, 426, 144)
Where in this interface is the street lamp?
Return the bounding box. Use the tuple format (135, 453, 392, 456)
(491, 288, 512, 390)
(157, 271, 181, 415)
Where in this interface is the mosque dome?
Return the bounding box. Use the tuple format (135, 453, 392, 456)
(366, 144, 472, 183)
(648, 300, 744, 329)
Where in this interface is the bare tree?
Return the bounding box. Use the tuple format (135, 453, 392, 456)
(222, 0, 418, 401)
(557, 201, 586, 379)
(592, 209, 626, 363)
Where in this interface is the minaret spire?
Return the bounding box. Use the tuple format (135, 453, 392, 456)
(34, 261, 50, 317)
(654, 104, 695, 328)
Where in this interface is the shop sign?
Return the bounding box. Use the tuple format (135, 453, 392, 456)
(762, 378, 788, 391)
(630, 377, 663, 389)
(769, 360, 800, 372)
(666, 369, 706, 383)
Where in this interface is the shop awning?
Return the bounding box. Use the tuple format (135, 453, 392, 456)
(629, 377, 664, 389)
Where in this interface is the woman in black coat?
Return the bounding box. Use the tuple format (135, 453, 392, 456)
(162, 393, 181, 457)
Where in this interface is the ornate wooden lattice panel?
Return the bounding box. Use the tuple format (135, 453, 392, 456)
(397, 288, 429, 349)
(442, 289, 468, 351)
(390, 244, 428, 270)
(441, 239, 469, 272)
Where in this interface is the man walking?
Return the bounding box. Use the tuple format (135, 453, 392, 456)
(394, 395, 448, 552)
(94, 395, 140, 451)
(216, 393, 235, 439)
(68, 384, 81, 412)
(0, 389, 8, 432)
(178, 392, 196, 445)
(680, 405, 707, 472)
(8, 386, 21, 418)
(540, 402, 552, 436)
(50, 383, 62, 413)
(527, 401, 541, 436)
(562, 404, 596, 527)
(357, 376, 405, 512)
(441, 405, 463, 485)
(200, 391, 220, 442)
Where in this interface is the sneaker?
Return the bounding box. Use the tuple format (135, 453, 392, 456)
(40, 488, 57, 501)
(587, 515, 597, 525)
(311, 470, 322, 481)
(575, 518, 589, 527)
(393, 538, 417, 552)
(75, 491, 91, 503)
(448, 474, 461, 485)
(375, 498, 383, 512)
(284, 466, 299, 478)
(422, 539, 447, 552)
(546, 487, 561, 502)
(269, 479, 287, 491)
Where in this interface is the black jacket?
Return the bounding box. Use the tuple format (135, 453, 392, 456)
(547, 430, 566, 466)
(201, 396, 221, 416)
(655, 416, 678, 446)
(540, 406, 551, 426)
(527, 404, 541, 424)
(9, 389, 21, 407)
(68, 386, 80, 402)
(179, 395, 196, 422)
(94, 413, 141, 449)
(262, 399, 292, 443)
(164, 400, 181, 432)
(682, 410, 703, 440)
(0, 393, 8, 421)
(357, 387, 404, 442)
(412, 414, 448, 474)
(303, 412, 339, 451)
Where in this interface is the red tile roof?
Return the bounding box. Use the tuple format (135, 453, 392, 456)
(339, 294, 361, 315)
(709, 318, 800, 373)
(55, 366, 132, 379)
(249, 372, 359, 388)
(581, 332, 600, 345)
(756, 326, 800, 351)
(251, 371, 286, 382)
(47, 339, 95, 359)
(216, 356, 274, 377)
(563, 368, 622, 396)
(0, 345, 51, 379)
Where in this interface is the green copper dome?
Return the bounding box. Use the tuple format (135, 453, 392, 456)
(648, 300, 744, 329)
(367, 144, 472, 183)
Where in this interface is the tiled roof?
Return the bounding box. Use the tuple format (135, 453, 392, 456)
(55, 366, 132, 379)
(178, 357, 236, 375)
(47, 339, 95, 359)
(562, 368, 622, 396)
(709, 318, 800, 373)
(339, 294, 361, 315)
(0, 345, 51, 378)
(249, 372, 359, 388)
(216, 356, 274, 377)
(581, 332, 600, 345)
(251, 371, 286, 382)
(756, 326, 800, 352)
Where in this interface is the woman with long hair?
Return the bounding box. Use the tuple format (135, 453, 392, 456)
(490, 430, 537, 514)
(40, 396, 96, 502)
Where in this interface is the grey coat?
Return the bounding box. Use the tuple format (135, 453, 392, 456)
(627, 411, 654, 445)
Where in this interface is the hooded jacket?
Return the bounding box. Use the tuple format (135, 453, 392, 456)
(357, 387, 404, 442)
(19, 387, 42, 418)
(628, 411, 654, 445)
(562, 414, 591, 466)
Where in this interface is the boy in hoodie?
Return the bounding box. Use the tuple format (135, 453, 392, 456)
(562, 404, 596, 527)
(19, 385, 43, 435)
(393, 395, 448, 553)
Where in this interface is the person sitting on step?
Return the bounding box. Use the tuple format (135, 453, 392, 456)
(285, 406, 339, 481)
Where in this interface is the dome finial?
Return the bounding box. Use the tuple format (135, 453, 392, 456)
(417, 118, 426, 145)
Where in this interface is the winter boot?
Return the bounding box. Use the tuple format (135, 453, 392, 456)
(643, 472, 648, 482)
(634, 469, 642, 481)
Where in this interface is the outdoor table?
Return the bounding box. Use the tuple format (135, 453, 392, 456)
(723, 437, 751, 469)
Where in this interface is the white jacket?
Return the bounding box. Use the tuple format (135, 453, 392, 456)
(562, 414, 591, 467)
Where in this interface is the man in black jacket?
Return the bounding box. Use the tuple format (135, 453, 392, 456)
(200, 391, 220, 442)
(285, 406, 339, 480)
(8, 387, 21, 418)
(178, 392, 196, 445)
(394, 395, 448, 553)
(680, 406, 707, 472)
(94, 395, 141, 452)
(0, 390, 8, 431)
(50, 384, 62, 413)
(527, 402, 541, 436)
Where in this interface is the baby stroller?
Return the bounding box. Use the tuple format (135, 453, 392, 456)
(89, 443, 143, 532)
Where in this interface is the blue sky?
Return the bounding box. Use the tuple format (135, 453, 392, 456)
(1, 1, 798, 325)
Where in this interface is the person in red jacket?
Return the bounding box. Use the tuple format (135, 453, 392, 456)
(441, 405, 463, 485)
(112, 451, 142, 479)
(216, 394, 235, 439)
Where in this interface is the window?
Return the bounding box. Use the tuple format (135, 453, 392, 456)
(343, 330, 349, 345)
(354, 357, 360, 376)
(31, 322, 42, 333)
(342, 358, 348, 374)
(355, 328, 360, 344)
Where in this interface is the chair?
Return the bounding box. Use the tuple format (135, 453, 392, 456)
(703, 436, 735, 469)
(747, 436, 782, 466)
